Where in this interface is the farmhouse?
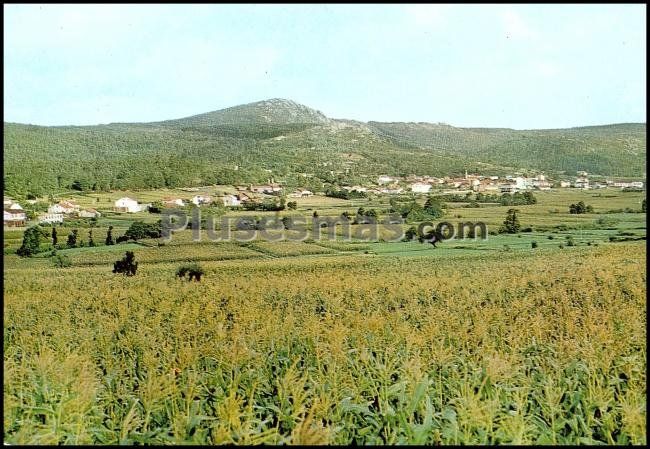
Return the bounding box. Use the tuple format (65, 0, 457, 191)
(249, 184, 283, 194)
(611, 181, 644, 189)
(288, 189, 314, 198)
(48, 200, 80, 215)
(191, 195, 213, 206)
(3, 202, 26, 227)
(574, 177, 590, 189)
(377, 175, 395, 185)
(410, 182, 432, 193)
(38, 213, 64, 224)
(114, 197, 142, 213)
(162, 198, 186, 207)
(221, 194, 241, 207)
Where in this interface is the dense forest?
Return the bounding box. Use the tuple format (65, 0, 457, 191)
(3, 99, 645, 198)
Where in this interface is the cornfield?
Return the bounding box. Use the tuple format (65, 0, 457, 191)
(3, 242, 646, 444)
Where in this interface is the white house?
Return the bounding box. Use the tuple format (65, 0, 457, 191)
(162, 198, 185, 207)
(221, 194, 241, 207)
(514, 177, 530, 190)
(574, 177, 590, 189)
(191, 195, 213, 206)
(410, 182, 432, 193)
(4, 202, 26, 227)
(48, 201, 80, 215)
(114, 197, 142, 213)
(612, 181, 644, 189)
(288, 189, 314, 198)
(377, 175, 395, 185)
(38, 213, 64, 224)
(560, 181, 571, 188)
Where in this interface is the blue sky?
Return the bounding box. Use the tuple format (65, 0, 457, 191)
(3, 4, 646, 129)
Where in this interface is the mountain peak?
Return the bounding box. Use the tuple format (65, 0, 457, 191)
(166, 98, 329, 128)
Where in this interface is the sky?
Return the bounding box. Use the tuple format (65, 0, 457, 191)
(3, 4, 646, 129)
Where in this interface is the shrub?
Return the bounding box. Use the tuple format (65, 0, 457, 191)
(113, 251, 138, 276)
(176, 263, 205, 282)
(52, 254, 72, 268)
(403, 226, 418, 242)
(531, 241, 538, 248)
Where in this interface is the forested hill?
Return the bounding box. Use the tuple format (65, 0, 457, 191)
(3, 98, 646, 197)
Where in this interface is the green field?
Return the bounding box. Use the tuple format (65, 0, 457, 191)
(3, 188, 646, 444)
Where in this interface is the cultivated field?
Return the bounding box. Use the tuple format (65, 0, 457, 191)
(3, 189, 646, 444)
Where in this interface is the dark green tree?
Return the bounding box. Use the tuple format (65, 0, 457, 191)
(17, 226, 43, 257)
(642, 198, 646, 213)
(287, 201, 297, 210)
(88, 229, 95, 247)
(124, 221, 162, 240)
(66, 229, 78, 248)
(105, 226, 115, 245)
(51, 227, 58, 246)
(501, 209, 521, 234)
(424, 197, 445, 218)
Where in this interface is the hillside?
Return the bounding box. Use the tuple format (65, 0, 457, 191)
(3, 98, 646, 197)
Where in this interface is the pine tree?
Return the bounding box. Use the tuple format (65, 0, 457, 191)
(105, 226, 115, 245)
(51, 227, 58, 246)
(88, 229, 95, 247)
(501, 209, 521, 234)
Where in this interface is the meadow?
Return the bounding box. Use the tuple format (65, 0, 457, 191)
(3, 188, 646, 444)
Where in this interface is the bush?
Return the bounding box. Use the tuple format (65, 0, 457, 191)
(52, 254, 72, 268)
(531, 241, 538, 248)
(176, 263, 205, 281)
(113, 251, 138, 276)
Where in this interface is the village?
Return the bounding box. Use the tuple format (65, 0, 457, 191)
(3, 171, 645, 228)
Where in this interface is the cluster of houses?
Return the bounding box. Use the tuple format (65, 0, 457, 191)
(373, 172, 552, 194)
(4, 170, 646, 228)
(40, 200, 101, 224)
(374, 171, 645, 194)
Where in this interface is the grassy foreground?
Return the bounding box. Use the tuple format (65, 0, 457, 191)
(3, 241, 646, 444)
